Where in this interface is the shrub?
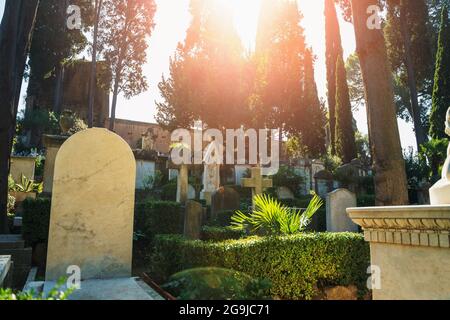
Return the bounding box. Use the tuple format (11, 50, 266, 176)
(161, 181, 177, 201)
(135, 201, 184, 242)
(162, 267, 271, 300)
(22, 198, 51, 246)
(201, 226, 244, 242)
(0, 278, 73, 300)
(357, 194, 376, 207)
(231, 194, 323, 235)
(270, 165, 304, 197)
(150, 232, 369, 300)
(207, 210, 235, 227)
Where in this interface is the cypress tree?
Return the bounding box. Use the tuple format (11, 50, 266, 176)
(429, 5, 450, 139)
(335, 56, 357, 164)
(325, 0, 344, 154)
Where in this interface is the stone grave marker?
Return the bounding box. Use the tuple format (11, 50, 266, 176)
(45, 128, 136, 281)
(184, 200, 204, 240)
(242, 167, 273, 208)
(0, 255, 12, 288)
(211, 187, 240, 219)
(176, 164, 189, 203)
(326, 188, 358, 232)
(276, 186, 295, 200)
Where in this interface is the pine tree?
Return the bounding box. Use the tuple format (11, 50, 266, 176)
(325, 0, 344, 154)
(156, 0, 248, 130)
(429, 5, 450, 139)
(335, 56, 357, 163)
(253, 0, 307, 133)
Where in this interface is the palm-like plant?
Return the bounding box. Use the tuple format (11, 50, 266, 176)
(231, 193, 323, 235)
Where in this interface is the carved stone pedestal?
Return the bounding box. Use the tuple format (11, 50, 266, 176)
(348, 205, 450, 300)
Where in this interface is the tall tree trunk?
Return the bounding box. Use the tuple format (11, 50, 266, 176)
(400, 1, 427, 149)
(53, 0, 69, 114)
(109, 62, 122, 132)
(88, 0, 102, 128)
(351, 0, 409, 206)
(0, 0, 40, 233)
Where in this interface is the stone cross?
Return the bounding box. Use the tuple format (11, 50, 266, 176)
(242, 167, 273, 207)
(176, 164, 189, 204)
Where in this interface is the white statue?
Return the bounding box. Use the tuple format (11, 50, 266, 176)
(200, 139, 222, 204)
(430, 107, 450, 205)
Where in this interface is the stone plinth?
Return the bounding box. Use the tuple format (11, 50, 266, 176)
(46, 129, 136, 281)
(347, 205, 450, 300)
(42, 135, 68, 193)
(0, 255, 12, 288)
(10, 156, 36, 182)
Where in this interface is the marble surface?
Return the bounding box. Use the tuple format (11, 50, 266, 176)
(0, 255, 12, 287)
(42, 277, 164, 300)
(45, 128, 136, 281)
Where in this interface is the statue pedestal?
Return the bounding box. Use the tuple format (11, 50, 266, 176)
(347, 205, 450, 300)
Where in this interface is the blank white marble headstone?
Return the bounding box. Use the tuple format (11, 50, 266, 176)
(46, 128, 136, 281)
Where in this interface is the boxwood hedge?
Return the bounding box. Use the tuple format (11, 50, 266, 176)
(150, 232, 369, 300)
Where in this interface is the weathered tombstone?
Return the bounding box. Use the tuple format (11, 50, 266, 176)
(10, 156, 36, 182)
(42, 135, 68, 193)
(326, 189, 358, 232)
(314, 169, 334, 197)
(242, 167, 273, 208)
(184, 200, 203, 240)
(45, 128, 136, 281)
(276, 186, 295, 200)
(188, 184, 196, 200)
(0, 255, 12, 288)
(211, 187, 241, 219)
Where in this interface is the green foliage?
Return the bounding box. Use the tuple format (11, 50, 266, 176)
(420, 138, 449, 181)
(430, 5, 450, 139)
(22, 198, 51, 246)
(162, 267, 271, 300)
(7, 194, 15, 215)
(207, 210, 235, 227)
(231, 194, 323, 236)
(335, 56, 357, 164)
(270, 165, 304, 197)
(9, 174, 43, 194)
(201, 226, 244, 242)
(161, 180, 177, 201)
(404, 147, 431, 188)
(134, 200, 184, 242)
(150, 233, 370, 300)
(0, 278, 73, 300)
(357, 194, 376, 207)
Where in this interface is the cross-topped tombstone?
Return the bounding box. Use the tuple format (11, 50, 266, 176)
(242, 167, 273, 207)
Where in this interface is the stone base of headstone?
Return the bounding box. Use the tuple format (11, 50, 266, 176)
(184, 200, 204, 240)
(0, 235, 31, 289)
(25, 277, 163, 300)
(0, 255, 12, 288)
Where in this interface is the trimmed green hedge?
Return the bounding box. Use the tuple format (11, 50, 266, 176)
(201, 226, 244, 242)
(134, 201, 184, 241)
(150, 232, 369, 300)
(22, 198, 51, 246)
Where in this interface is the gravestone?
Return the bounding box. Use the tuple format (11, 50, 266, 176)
(326, 189, 358, 232)
(314, 170, 334, 197)
(0, 255, 12, 288)
(10, 156, 36, 182)
(242, 167, 273, 208)
(211, 187, 241, 219)
(46, 128, 136, 281)
(184, 200, 203, 240)
(42, 135, 68, 193)
(276, 186, 295, 200)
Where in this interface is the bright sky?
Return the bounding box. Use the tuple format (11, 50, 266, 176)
(0, 0, 416, 150)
